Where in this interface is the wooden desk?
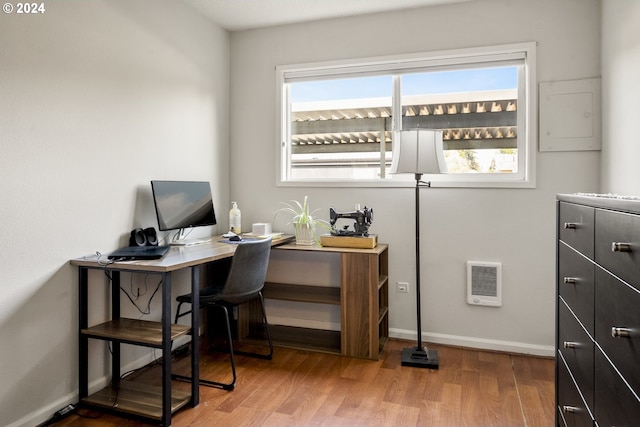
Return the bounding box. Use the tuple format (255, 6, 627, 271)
(70, 235, 292, 426)
(70, 236, 387, 424)
(254, 243, 389, 360)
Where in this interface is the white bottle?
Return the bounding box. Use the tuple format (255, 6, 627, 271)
(229, 201, 241, 234)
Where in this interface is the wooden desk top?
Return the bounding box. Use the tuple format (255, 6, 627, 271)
(71, 235, 294, 273)
(274, 242, 388, 255)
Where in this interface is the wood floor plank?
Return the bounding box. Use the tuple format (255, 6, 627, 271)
(50, 339, 555, 427)
(511, 355, 555, 427)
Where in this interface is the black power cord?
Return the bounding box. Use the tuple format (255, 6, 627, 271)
(39, 403, 77, 426)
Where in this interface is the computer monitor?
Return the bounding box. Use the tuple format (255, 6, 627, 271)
(151, 180, 217, 244)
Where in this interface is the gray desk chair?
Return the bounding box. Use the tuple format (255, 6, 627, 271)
(174, 237, 273, 390)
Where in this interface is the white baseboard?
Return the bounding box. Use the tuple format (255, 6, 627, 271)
(7, 352, 158, 427)
(6, 392, 77, 427)
(389, 328, 555, 357)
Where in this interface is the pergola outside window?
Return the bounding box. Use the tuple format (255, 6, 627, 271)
(277, 43, 536, 188)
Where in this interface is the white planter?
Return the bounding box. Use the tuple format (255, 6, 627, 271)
(295, 223, 315, 246)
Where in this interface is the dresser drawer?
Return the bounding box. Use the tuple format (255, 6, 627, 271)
(558, 298, 594, 409)
(557, 352, 594, 427)
(594, 347, 640, 427)
(559, 202, 594, 258)
(595, 266, 640, 395)
(558, 242, 595, 335)
(595, 208, 640, 291)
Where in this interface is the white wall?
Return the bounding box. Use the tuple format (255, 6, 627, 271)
(230, 0, 601, 356)
(601, 0, 640, 194)
(0, 1, 229, 425)
(0, 0, 618, 424)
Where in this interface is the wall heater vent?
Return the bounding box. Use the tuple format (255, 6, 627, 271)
(467, 261, 502, 307)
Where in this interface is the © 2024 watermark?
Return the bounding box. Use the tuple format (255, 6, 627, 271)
(3, 2, 46, 14)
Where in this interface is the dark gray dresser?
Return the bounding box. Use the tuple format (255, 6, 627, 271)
(556, 194, 640, 427)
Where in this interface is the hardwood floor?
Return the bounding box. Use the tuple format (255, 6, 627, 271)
(49, 339, 555, 427)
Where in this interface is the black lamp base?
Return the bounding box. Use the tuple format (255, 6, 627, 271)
(401, 346, 439, 369)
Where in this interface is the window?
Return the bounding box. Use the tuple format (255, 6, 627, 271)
(277, 43, 536, 188)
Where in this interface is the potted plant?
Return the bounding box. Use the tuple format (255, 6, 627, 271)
(275, 196, 330, 245)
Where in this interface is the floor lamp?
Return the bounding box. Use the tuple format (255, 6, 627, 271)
(391, 129, 447, 369)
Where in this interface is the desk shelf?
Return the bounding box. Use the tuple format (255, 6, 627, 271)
(377, 273, 389, 356)
(269, 325, 341, 354)
(263, 282, 340, 305)
(81, 381, 191, 422)
(378, 275, 388, 288)
(73, 262, 202, 426)
(259, 244, 389, 360)
(81, 318, 191, 348)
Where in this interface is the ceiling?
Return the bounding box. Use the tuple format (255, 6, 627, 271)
(179, 0, 475, 31)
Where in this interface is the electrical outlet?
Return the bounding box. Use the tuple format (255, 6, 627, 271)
(397, 282, 409, 293)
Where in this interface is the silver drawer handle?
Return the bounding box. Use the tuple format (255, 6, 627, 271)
(563, 341, 579, 349)
(564, 222, 577, 229)
(611, 327, 632, 338)
(611, 242, 632, 252)
(563, 277, 577, 284)
(562, 405, 580, 413)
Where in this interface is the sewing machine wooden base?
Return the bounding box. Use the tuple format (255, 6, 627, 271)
(320, 234, 377, 249)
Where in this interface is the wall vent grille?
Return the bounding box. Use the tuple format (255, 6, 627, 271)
(467, 261, 502, 307)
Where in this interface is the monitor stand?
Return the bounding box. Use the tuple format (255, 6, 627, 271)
(170, 228, 213, 246)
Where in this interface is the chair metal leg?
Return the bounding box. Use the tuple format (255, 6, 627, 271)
(229, 293, 273, 360)
(174, 301, 193, 324)
(258, 292, 273, 359)
(174, 301, 183, 324)
(172, 302, 236, 391)
(197, 304, 236, 390)
(173, 293, 272, 390)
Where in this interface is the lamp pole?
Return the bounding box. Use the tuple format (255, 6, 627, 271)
(400, 173, 439, 369)
(414, 173, 423, 350)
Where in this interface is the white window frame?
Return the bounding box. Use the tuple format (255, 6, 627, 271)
(276, 42, 537, 188)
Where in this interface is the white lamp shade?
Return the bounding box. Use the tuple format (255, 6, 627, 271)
(390, 129, 448, 174)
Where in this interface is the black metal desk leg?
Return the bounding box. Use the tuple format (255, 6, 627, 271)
(79, 267, 88, 399)
(162, 272, 172, 426)
(111, 271, 121, 387)
(190, 266, 200, 406)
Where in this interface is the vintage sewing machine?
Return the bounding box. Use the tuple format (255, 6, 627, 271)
(329, 206, 373, 237)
